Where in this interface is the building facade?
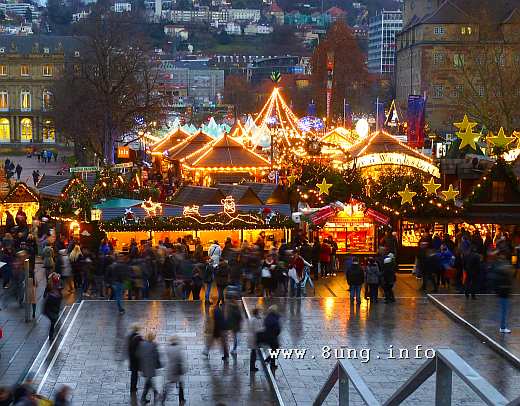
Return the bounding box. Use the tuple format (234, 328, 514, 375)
(395, 0, 520, 133)
(368, 9, 402, 74)
(0, 35, 80, 144)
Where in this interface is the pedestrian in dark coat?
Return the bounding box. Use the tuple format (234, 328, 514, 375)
(43, 288, 62, 340)
(137, 332, 161, 404)
(382, 254, 396, 303)
(365, 258, 381, 303)
(15, 164, 22, 180)
(227, 299, 243, 355)
(203, 305, 229, 360)
(464, 248, 481, 299)
(215, 261, 229, 306)
(127, 324, 142, 394)
(345, 257, 364, 304)
(258, 305, 281, 370)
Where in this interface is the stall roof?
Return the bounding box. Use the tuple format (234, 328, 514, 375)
(93, 198, 144, 209)
(151, 127, 192, 154)
(170, 185, 225, 206)
(37, 174, 97, 198)
(166, 131, 213, 162)
(216, 184, 262, 205)
(183, 134, 270, 170)
(36, 174, 69, 189)
(3, 182, 39, 203)
(241, 182, 288, 204)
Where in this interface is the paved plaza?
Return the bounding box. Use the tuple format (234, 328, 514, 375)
(243, 297, 520, 406)
(31, 301, 275, 406)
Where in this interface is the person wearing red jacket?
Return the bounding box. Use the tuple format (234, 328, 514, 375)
(320, 238, 332, 277)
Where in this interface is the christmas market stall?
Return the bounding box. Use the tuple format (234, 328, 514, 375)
(98, 194, 294, 252)
(0, 182, 39, 227)
(150, 127, 193, 173)
(181, 134, 271, 185)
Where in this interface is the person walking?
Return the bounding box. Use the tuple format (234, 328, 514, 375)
(203, 304, 229, 361)
(215, 260, 229, 306)
(248, 307, 263, 372)
(43, 287, 62, 341)
(53, 385, 71, 406)
(163, 336, 186, 405)
(491, 250, 514, 333)
(41, 243, 55, 276)
(464, 247, 481, 300)
(137, 331, 162, 404)
(110, 254, 129, 314)
(15, 163, 22, 181)
(319, 238, 332, 277)
(258, 305, 281, 370)
(227, 298, 243, 355)
(365, 258, 381, 303)
(25, 271, 37, 319)
(345, 257, 364, 305)
(382, 254, 396, 303)
(203, 262, 214, 304)
(127, 323, 142, 394)
(208, 240, 222, 267)
(260, 255, 275, 298)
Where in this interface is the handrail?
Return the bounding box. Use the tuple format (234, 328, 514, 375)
(313, 348, 511, 406)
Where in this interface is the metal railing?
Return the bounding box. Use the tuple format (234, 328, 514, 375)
(313, 348, 512, 406)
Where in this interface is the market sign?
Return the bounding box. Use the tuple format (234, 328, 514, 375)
(349, 152, 440, 178)
(309, 205, 336, 225)
(117, 146, 130, 159)
(69, 166, 99, 173)
(113, 162, 133, 169)
(365, 208, 390, 225)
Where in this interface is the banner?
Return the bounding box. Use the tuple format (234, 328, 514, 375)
(407, 95, 426, 148)
(309, 205, 336, 225)
(365, 208, 390, 225)
(375, 100, 385, 130)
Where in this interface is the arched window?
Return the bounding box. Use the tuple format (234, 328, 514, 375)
(42, 119, 55, 143)
(42, 90, 53, 111)
(20, 118, 32, 142)
(0, 91, 7, 111)
(20, 90, 31, 111)
(0, 118, 9, 142)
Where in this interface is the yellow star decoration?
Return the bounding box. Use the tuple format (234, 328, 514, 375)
(441, 184, 459, 201)
(287, 175, 297, 184)
(513, 131, 520, 147)
(453, 114, 478, 132)
(398, 184, 417, 205)
(423, 178, 441, 195)
(456, 126, 480, 150)
(486, 127, 515, 149)
(316, 178, 333, 195)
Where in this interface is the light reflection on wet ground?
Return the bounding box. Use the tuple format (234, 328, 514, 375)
(244, 297, 520, 406)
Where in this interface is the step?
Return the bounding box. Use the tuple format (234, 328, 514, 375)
(398, 263, 415, 273)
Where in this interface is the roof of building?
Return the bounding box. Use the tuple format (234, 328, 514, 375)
(37, 174, 96, 198)
(166, 131, 214, 161)
(326, 6, 347, 17)
(184, 134, 271, 170)
(421, 0, 475, 24)
(268, 1, 283, 13)
(0, 35, 82, 57)
(170, 185, 225, 205)
(151, 127, 192, 153)
(348, 130, 434, 163)
(2, 182, 39, 203)
(216, 183, 262, 205)
(241, 182, 288, 204)
(36, 174, 70, 189)
(93, 198, 144, 209)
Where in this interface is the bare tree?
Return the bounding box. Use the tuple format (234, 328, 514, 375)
(52, 9, 168, 164)
(453, 24, 520, 132)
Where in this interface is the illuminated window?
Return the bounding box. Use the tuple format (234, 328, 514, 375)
(20, 64, 29, 76)
(433, 53, 445, 65)
(434, 26, 444, 35)
(42, 90, 52, 111)
(0, 118, 9, 142)
(0, 65, 7, 76)
(42, 119, 55, 143)
(20, 90, 31, 111)
(477, 85, 485, 97)
(433, 85, 444, 98)
(461, 26, 472, 35)
(453, 53, 464, 68)
(0, 91, 7, 111)
(42, 64, 53, 77)
(20, 118, 32, 142)
(492, 181, 506, 202)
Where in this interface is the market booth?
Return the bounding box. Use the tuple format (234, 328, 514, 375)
(0, 182, 40, 226)
(98, 195, 293, 252)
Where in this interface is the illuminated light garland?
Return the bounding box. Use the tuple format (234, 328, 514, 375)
(347, 152, 440, 178)
(141, 198, 163, 216)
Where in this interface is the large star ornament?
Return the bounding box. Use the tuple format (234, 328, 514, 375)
(441, 184, 459, 201)
(456, 126, 480, 150)
(316, 178, 333, 195)
(423, 178, 441, 195)
(486, 127, 515, 149)
(453, 114, 478, 132)
(398, 184, 417, 205)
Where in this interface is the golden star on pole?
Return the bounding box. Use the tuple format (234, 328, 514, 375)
(398, 184, 417, 205)
(486, 127, 515, 149)
(456, 126, 480, 150)
(441, 184, 459, 201)
(513, 131, 520, 147)
(453, 114, 478, 132)
(316, 178, 333, 195)
(287, 175, 297, 185)
(423, 177, 441, 195)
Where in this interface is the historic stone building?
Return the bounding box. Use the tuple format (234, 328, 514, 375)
(0, 35, 81, 144)
(395, 0, 520, 134)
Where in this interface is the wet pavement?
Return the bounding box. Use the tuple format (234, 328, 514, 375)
(32, 301, 275, 406)
(431, 294, 520, 361)
(243, 297, 520, 406)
